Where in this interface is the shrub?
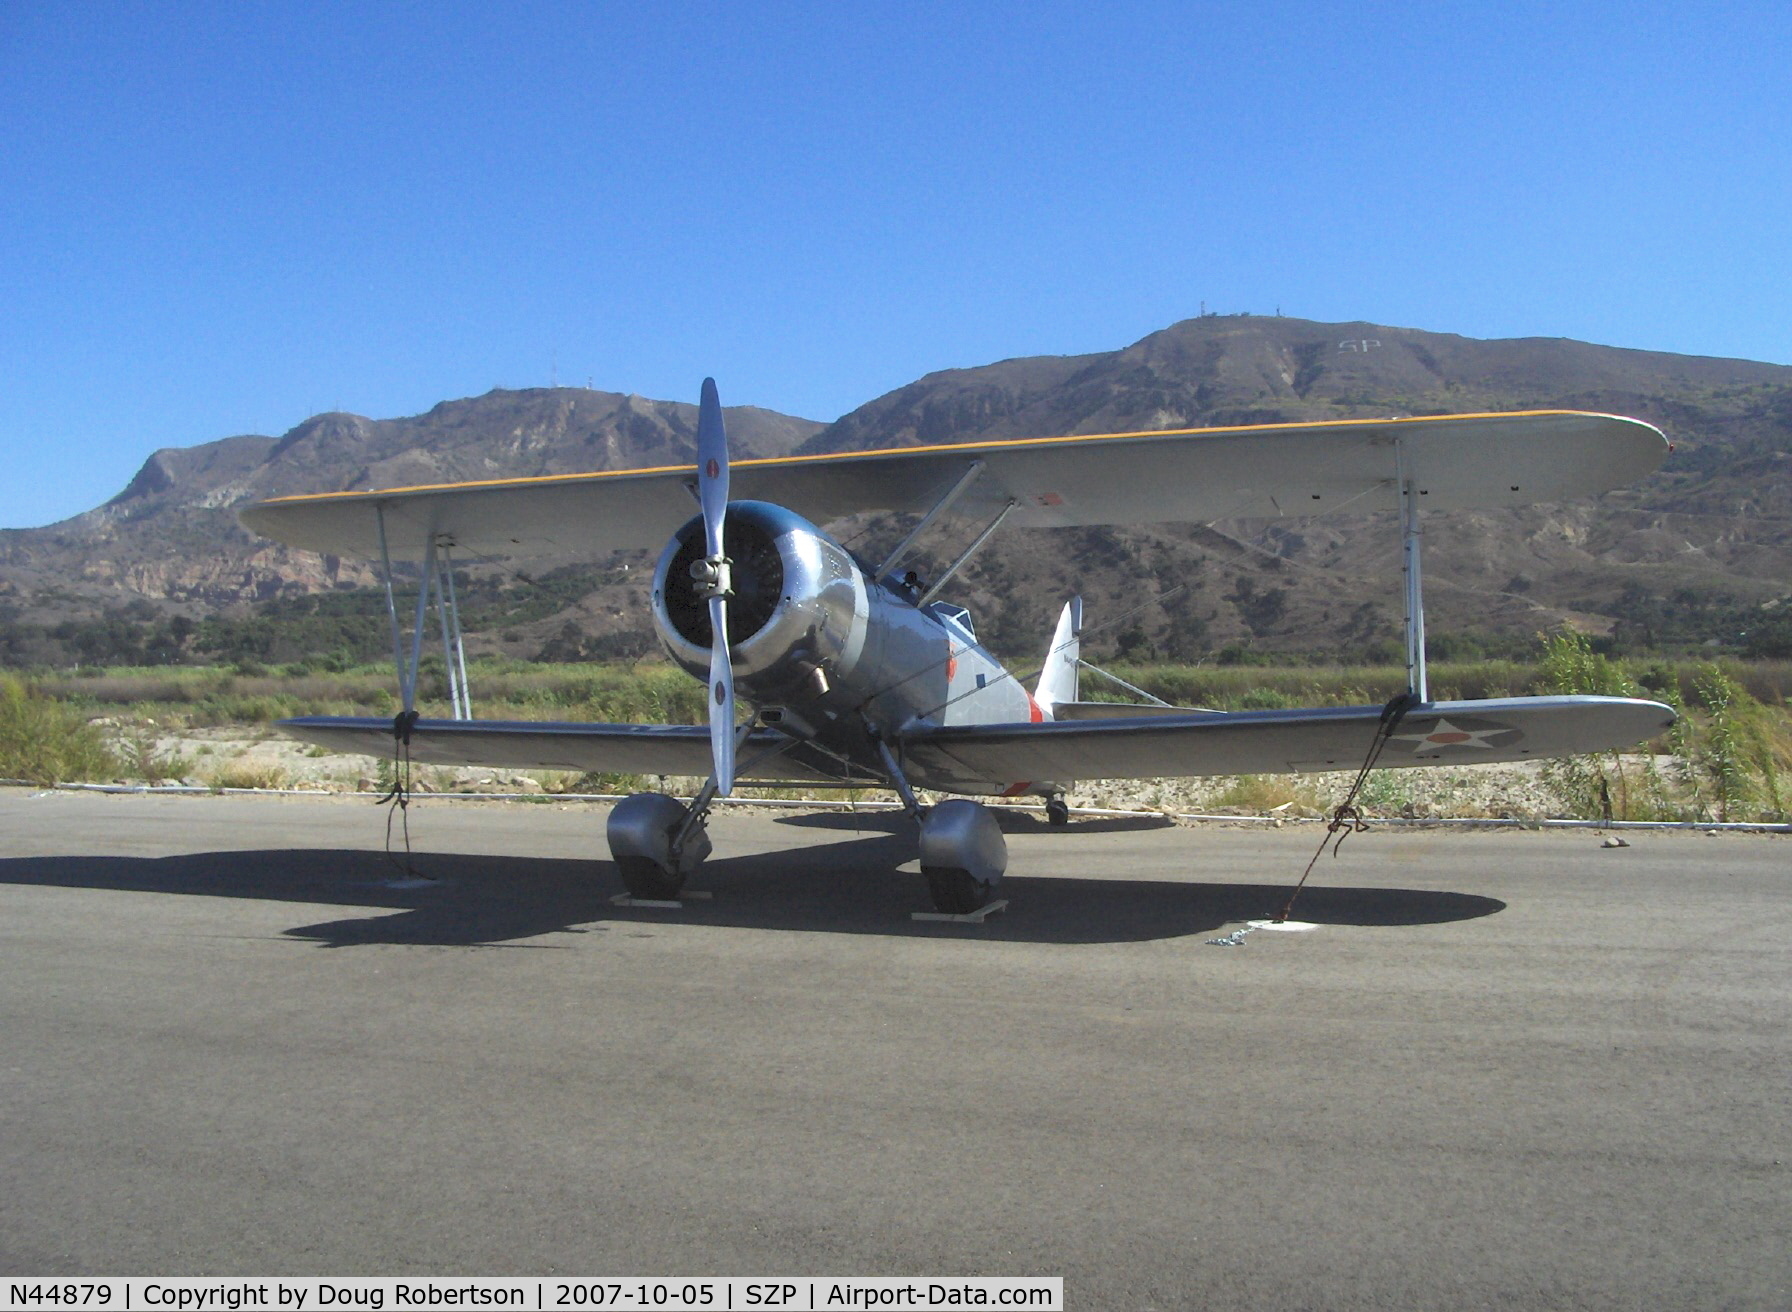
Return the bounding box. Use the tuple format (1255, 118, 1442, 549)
(1211, 774, 1318, 813)
(0, 675, 117, 784)
(205, 758, 291, 791)
(120, 728, 194, 785)
(1537, 632, 1641, 819)
(1692, 665, 1787, 822)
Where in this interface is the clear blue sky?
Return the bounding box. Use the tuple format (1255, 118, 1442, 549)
(3, 1, 1788, 528)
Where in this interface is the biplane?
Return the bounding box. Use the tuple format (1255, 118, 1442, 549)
(239, 381, 1676, 914)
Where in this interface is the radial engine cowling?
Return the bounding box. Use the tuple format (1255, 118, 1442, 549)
(651, 501, 870, 700)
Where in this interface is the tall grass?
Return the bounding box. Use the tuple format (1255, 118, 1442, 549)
(1688, 665, 1787, 821)
(1535, 633, 1789, 823)
(0, 674, 117, 784)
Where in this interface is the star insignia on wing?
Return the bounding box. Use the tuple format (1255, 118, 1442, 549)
(1389, 716, 1521, 752)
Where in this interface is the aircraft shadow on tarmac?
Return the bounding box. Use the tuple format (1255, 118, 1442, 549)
(0, 828, 1505, 948)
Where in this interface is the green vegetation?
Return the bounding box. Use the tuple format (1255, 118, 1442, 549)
(11, 639, 1789, 821)
(1086, 654, 1792, 711)
(118, 726, 193, 784)
(0, 674, 117, 784)
(1, 564, 652, 670)
(1689, 665, 1786, 822)
(9, 577, 1791, 675)
(204, 758, 291, 791)
(1532, 632, 1789, 823)
(1605, 586, 1792, 659)
(1211, 775, 1320, 813)
(33, 657, 713, 728)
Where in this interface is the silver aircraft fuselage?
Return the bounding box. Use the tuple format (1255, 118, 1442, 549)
(651, 500, 1042, 793)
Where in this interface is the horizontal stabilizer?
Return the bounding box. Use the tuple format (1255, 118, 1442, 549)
(1050, 701, 1223, 721)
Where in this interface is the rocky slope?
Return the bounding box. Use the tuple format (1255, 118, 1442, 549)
(810, 316, 1792, 659)
(1, 388, 820, 618)
(4, 316, 1790, 664)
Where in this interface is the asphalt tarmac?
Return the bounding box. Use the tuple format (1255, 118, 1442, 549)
(1, 789, 1787, 1309)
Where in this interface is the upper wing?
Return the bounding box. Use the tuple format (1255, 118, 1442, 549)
(897, 696, 1677, 790)
(238, 410, 1668, 560)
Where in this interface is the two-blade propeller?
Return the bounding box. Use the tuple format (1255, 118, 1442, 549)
(691, 378, 736, 795)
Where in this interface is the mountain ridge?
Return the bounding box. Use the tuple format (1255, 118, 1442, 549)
(4, 316, 1789, 665)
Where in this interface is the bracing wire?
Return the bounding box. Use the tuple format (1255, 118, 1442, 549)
(375, 709, 427, 880)
(1275, 691, 1417, 923)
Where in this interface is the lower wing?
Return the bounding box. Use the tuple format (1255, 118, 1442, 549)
(276, 716, 873, 785)
(897, 696, 1676, 789)
(279, 695, 1673, 793)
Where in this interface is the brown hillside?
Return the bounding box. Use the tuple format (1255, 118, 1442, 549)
(3, 317, 1789, 665)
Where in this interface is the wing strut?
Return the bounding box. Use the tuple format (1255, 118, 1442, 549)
(875, 459, 987, 582)
(376, 504, 410, 708)
(404, 524, 437, 714)
(374, 504, 474, 722)
(1396, 441, 1429, 702)
(433, 545, 473, 720)
(918, 499, 1019, 607)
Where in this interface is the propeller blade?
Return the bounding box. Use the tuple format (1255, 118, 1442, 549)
(708, 594, 736, 797)
(696, 378, 735, 796)
(697, 377, 729, 559)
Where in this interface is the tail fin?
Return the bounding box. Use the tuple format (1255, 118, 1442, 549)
(1033, 597, 1081, 718)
